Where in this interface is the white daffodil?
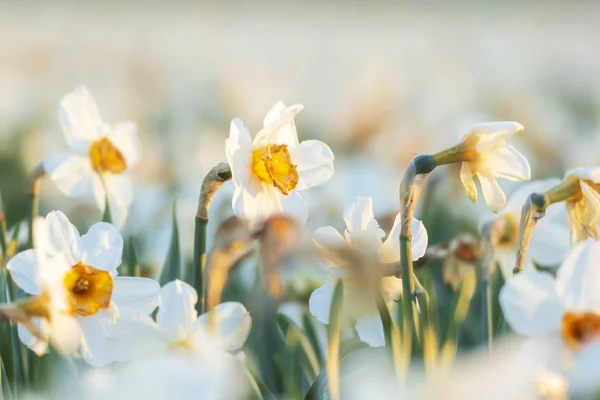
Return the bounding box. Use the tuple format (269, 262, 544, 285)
(308, 197, 428, 347)
(225, 101, 334, 224)
(458, 122, 531, 213)
(107, 280, 251, 362)
(500, 239, 600, 354)
(43, 85, 140, 228)
(6, 210, 159, 366)
(561, 167, 600, 244)
(481, 179, 570, 280)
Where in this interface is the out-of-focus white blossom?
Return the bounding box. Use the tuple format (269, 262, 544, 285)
(459, 122, 530, 213)
(43, 85, 140, 228)
(6, 210, 159, 365)
(308, 197, 427, 347)
(225, 101, 334, 225)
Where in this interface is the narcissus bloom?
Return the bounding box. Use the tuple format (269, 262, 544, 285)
(43, 85, 140, 227)
(309, 197, 428, 347)
(459, 122, 530, 213)
(225, 101, 334, 224)
(481, 179, 570, 280)
(6, 211, 159, 365)
(560, 167, 600, 244)
(108, 280, 251, 361)
(500, 239, 600, 352)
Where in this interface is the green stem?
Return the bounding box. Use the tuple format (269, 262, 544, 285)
(192, 217, 208, 314)
(0, 192, 7, 258)
(399, 235, 418, 342)
(27, 193, 38, 250)
(326, 281, 344, 400)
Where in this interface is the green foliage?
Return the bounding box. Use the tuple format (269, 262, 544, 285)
(159, 203, 181, 285)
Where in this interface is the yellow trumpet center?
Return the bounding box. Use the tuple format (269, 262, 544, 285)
(251, 144, 299, 195)
(63, 261, 113, 316)
(561, 311, 600, 349)
(89, 137, 127, 174)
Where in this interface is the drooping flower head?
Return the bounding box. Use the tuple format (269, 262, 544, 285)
(309, 197, 428, 347)
(559, 167, 600, 244)
(225, 101, 334, 224)
(457, 122, 531, 213)
(108, 280, 251, 362)
(43, 85, 140, 227)
(7, 210, 159, 365)
(500, 239, 600, 352)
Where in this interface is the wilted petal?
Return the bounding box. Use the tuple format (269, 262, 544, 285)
(79, 222, 123, 272)
(499, 270, 563, 336)
(194, 302, 251, 351)
(355, 312, 385, 347)
(59, 84, 104, 152)
(7, 249, 44, 294)
(478, 172, 507, 213)
(309, 276, 337, 324)
(157, 280, 198, 340)
(460, 163, 477, 204)
(288, 140, 334, 191)
(556, 239, 600, 311)
(112, 277, 160, 317)
(485, 145, 530, 182)
(43, 151, 96, 198)
(107, 122, 140, 168)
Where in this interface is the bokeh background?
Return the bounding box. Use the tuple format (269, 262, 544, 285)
(2, 1, 599, 280)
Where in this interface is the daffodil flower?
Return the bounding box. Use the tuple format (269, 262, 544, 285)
(458, 122, 531, 213)
(107, 280, 251, 361)
(481, 179, 570, 280)
(560, 167, 600, 244)
(43, 85, 140, 228)
(308, 197, 428, 347)
(225, 101, 334, 224)
(500, 239, 600, 353)
(6, 211, 159, 366)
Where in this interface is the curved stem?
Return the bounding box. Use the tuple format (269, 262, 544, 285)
(28, 165, 45, 249)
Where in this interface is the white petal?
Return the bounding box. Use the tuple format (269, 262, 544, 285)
(343, 197, 382, 236)
(499, 270, 563, 336)
(107, 122, 140, 168)
(355, 312, 385, 347)
(484, 145, 531, 182)
(157, 280, 198, 340)
(40, 210, 81, 265)
(193, 302, 251, 351)
(308, 276, 337, 324)
(279, 191, 308, 224)
(460, 162, 477, 204)
(79, 311, 114, 367)
(380, 276, 403, 306)
(569, 341, 600, 398)
(225, 118, 253, 188)
(556, 239, 600, 311)
(379, 214, 427, 263)
(104, 173, 134, 229)
(528, 222, 570, 266)
(79, 222, 123, 272)
(470, 121, 524, 153)
(18, 317, 49, 355)
(566, 167, 600, 184)
(494, 250, 534, 282)
(313, 226, 348, 267)
(253, 102, 303, 147)
(232, 182, 307, 225)
(43, 151, 96, 198)
(59, 84, 104, 152)
(112, 277, 160, 317)
(7, 249, 44, 294)
(288, 140, 334, 191)
(478, 173, 507, 213)
(107, 316, 165, 362)
(49, 311, 83, 357)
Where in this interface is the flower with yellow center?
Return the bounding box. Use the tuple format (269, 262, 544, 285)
(106, 280, 251, 362)
(225, 101, 334, 224)
(43, 85, 140, 227)
(7, 210, 159, 366)
(455, 121, 531, 213)
(500, 239, 600, 355)
(480, 179, 570, 280)
(309, 197, 428, 347)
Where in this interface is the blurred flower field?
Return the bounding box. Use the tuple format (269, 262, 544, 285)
(2, 2, 600, 399)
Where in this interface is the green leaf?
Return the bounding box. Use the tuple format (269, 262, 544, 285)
(1, 355, 12, 400)
(124, 238, 141, 277)
(302, 312, 324, 366)
(245, 368, 275, 400)
(376, 294, 393, 350)
(159, 203, 181, 286)
(326, 280, 344, 400)
(277, 314, 320, 380)
(102, 194, 112, 224)
(0, 191, 7, 258)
